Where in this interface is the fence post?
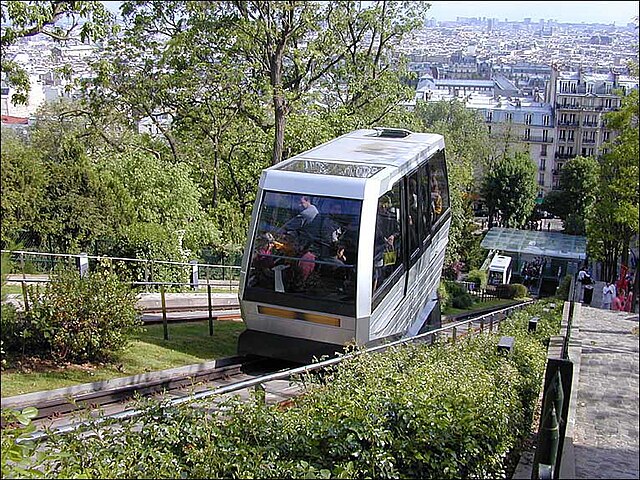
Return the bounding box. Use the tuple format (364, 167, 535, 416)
(144, 262, 150, 293)
(77, 252, 89, 277)
(534, 369, 563, 479)
(452, 326, 457, 343)
(190, 260, 199, 290)
(20, 252, 25, 280)
(208, 283, 214, 336)
(161, 285, 169, 341)
(21, 281, 30, 313)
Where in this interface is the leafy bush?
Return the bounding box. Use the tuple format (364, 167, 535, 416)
(444, 280, 467, 298)
(496, 283, 528, 299)
(2, 267, 142, 362)
(452, 292, 474, 309)
(466, 269, 487, 289)
(437, 281, 450, 308)
(511, 283, 528, 299)
(2, 301, 561, 479)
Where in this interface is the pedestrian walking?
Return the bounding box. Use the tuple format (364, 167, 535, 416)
(602, 281, 615, 310)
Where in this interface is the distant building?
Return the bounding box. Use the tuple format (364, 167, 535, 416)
(411, 66, 638, 197)
(549, 66, 638, 188)
(413, 77, 554, 199)
(137, 112, 173, 137)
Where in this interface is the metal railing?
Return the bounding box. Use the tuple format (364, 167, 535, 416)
(532, 275, 578, 479)
(1, 249, 241, 291)
(9, 278, 239, 342)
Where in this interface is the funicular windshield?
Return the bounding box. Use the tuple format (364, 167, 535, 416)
(244, 191, 361, 316)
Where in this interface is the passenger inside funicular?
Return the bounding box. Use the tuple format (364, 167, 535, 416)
(246, 191, 361, 307)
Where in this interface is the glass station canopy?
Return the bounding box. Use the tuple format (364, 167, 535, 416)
(480, 227, 587, 260)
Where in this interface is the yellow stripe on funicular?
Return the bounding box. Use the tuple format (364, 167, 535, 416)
(258, 306, 340, 327)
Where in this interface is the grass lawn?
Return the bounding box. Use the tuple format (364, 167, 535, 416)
(1, 320, 246, 398)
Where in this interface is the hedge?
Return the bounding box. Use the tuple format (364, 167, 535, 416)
(2, 301, 563, 479)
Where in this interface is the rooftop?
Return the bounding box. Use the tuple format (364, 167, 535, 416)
(481, 227, 587, 261)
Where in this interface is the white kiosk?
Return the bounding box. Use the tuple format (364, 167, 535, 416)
(488, 255, 513, 285)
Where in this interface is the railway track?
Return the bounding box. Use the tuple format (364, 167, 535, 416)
(1, 355, 299, 434)
(3, 300, 536, 441)
(140, 304, 241, 323)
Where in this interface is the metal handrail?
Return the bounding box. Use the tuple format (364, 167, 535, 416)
(1, 249, 240, 271)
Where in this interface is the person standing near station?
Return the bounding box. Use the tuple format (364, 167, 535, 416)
(602, 280, 615, 310)
(577, 265, 593, 303)
(613, 289, 626, 312)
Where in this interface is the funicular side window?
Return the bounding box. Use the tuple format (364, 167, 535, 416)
(244, 191, 361, 317)
(429, 150, 450, 227)
(407, 169, 421, 259)
(418, 164, 431, 247)
(372, 181, 404, 308)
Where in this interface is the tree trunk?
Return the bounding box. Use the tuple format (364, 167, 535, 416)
(621, 232, 630, 267)
(273, 93, 287, 165)
(270, 42, 287, 166)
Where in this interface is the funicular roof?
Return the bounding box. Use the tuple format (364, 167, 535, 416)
(481, 227, 587, 261)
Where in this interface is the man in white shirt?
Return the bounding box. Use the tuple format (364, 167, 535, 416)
(602, 281, 615, 310)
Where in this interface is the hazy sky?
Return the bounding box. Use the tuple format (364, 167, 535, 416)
(426, 1, 639, 25)
(103, 1, 640, 26)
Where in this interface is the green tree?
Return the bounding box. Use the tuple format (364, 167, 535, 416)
(77, 0, 429, 251)
(482, 152, 537, 229)
(543, 155, 599, 235)
(413, 99, 492, 266)
(104, 149, 220, 261)
(587, 77, 639, 282)
(1, 1, 116, 104)
(0, 129, 47, 247)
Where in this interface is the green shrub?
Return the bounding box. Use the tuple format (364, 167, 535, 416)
(2, 301, 561, 479)
(496, 283, 528, 299)
(3, 267, 142, 362)
(437, 281, 450, 309)
(511, 283, 528, 299)
(452, 293, 474, 309)
(444, 280, 467, 298)
(467, 269, 487, 289)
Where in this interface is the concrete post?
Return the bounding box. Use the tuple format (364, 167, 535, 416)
(190, 260, 199, 290)
(77, 253, 89, 277)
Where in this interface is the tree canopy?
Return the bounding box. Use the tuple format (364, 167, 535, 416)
(482, 152, 537, 229)
(543, 155, 599, 235)
(586, 74, 639, 281)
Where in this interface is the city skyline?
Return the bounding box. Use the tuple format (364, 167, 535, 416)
(102, 2, 640, 26)
(425, 1, 639, 26)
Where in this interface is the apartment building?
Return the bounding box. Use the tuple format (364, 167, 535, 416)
(548, 67, 638, 188)
(413, 68, 638, 196)
(414, 76, 555, 199)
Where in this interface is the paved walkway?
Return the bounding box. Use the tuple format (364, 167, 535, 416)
(572, 306, 639, 479)
(513, 305, 639, 479)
